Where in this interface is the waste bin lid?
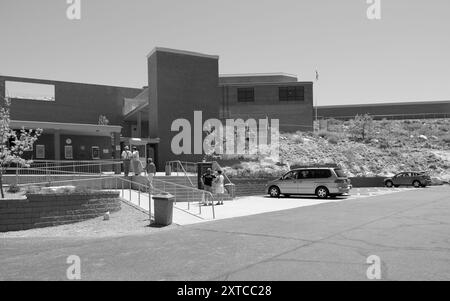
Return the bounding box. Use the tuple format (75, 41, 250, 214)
(152, 192, 174, 200)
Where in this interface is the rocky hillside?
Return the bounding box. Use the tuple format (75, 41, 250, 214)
(222, 118, 450, 181)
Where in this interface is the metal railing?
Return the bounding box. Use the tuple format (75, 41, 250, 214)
(165, 160, 235, 199)
(7, 160, 122, 175)
(151, 177, 215, 218)
(16, 175, 216, 220)
(165, 160, 196, 187)
(5, 160, 123, 185)
(212, 161, 233, 185)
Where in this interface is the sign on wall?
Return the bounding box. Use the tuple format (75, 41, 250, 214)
(36, 145, 45, 159)
(65, 145, 73, 159)
(92, 146, 100, 159)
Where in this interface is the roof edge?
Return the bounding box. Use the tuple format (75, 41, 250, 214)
(147, 47, 219, 60)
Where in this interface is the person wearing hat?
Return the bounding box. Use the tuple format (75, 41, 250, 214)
(201, 168, 215, 205)
(121, 146, 132, 177)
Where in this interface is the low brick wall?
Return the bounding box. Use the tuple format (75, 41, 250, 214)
(230, 178, 271, 196)
(0, 191, 121, 232)
(349, 177, 386, 187)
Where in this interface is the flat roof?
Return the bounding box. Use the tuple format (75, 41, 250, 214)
(146, 47, 219, 60)
(0, 74, 144, 91)
(219, 72, 298, 78)
(317, 100, 450, 109)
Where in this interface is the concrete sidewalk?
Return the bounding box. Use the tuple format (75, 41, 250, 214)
(119, 187, 417, 225)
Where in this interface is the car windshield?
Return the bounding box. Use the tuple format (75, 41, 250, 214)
(334, 169, 347, 178)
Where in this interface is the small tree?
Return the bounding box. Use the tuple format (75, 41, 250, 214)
(0, 96, 42, 198)
(98, 115, 109, 125)
(349, 114, 373, 141)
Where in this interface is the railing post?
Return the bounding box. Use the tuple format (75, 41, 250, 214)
(148, 184, 152, 223)
(15, 165, 19, 185)
(174, 185, 177, 204)
(211, 195, 215, 219)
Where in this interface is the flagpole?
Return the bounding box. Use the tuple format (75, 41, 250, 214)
(314, 70, 319, 133)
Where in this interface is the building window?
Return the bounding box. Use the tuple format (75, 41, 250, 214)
(237, 88, 255, 102)
(279, 86, 304, 101)
(5, 81, 55, 101)
(64, 146, 73, 159)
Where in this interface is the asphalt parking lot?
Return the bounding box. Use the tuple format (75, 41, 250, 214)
(1, 185, 449, 280)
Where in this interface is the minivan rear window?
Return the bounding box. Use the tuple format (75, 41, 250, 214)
(334, 169, 347, 178)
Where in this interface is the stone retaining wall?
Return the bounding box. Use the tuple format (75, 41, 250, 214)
(0, 191, 121, 232)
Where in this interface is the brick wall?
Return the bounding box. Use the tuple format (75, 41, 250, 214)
(0, 75, 141, 126)
(147, 50, 220, 170)
(220, 82, 314, 133)
(0, 191, 121, 232)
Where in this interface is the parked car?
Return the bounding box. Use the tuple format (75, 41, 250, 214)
(384, 172, 431, 188)
(266, 167, 352, 199)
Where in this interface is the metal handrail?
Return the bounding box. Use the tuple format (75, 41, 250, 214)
(212, 161, 233, 185)
(113, 177, 216, 219)
(17, 175, 215, 220)
(165, 160, 196, 187)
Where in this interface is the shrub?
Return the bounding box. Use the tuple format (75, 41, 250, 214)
(292, 134, 304, 144)
(24, 185, 93, 195)
(24, 186, 42, 194)
(7, 184, 21, 194)
(442, 135, 450, 144)
(328, 136, 338, 144)
(379, 141, 390, 149)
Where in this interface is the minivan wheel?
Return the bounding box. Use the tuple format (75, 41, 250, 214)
(413, 180, 421, 188)
(385, 181, 393, 188)
(316, 187, 329, 199)
(269, 186, 281, 198)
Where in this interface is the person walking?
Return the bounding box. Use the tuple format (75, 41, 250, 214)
(145, 158, 156, 191)
(131, 147, 141, 176)
(213, 170, 225, 205)
(121, 146, 132, 177)
(201, 168, 215, 206)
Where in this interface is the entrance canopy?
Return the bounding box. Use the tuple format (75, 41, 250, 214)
(10, 120, 122, 136)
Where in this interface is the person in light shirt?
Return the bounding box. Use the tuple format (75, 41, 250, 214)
(121, 146, 132, 177)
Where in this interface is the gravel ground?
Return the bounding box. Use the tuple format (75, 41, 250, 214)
(0, 201, 179, 238)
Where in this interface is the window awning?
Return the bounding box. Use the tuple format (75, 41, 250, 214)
(10, 120, 122, 137)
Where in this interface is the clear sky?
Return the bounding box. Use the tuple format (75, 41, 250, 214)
(0, 0, 449, 105)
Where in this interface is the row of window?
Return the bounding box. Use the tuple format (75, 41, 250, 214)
(237, 86, 305, 103)
(32, 145, 102, 159)
(283, 169, 332, 180)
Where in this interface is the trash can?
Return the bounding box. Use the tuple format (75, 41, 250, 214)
(225, 183, 236, 198)
(152, 193, 174, 226)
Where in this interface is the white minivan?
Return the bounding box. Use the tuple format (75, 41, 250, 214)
(266, 167, 352, 199)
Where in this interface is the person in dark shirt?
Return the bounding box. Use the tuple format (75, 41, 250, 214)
(201, 168, 215, 205)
